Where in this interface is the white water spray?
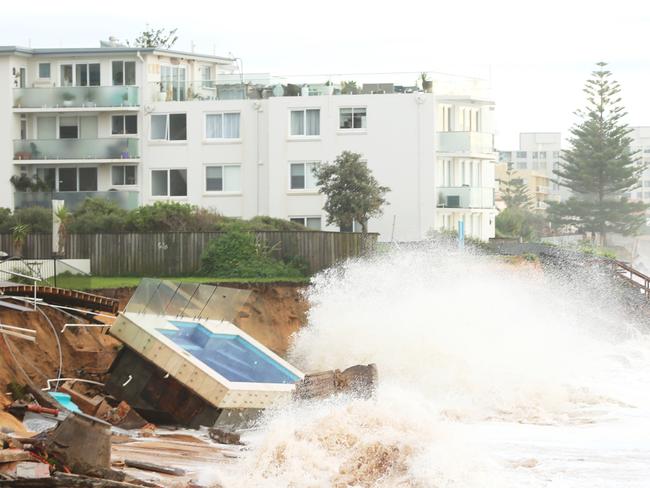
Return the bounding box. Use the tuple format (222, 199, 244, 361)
(214, 246, 650, 487)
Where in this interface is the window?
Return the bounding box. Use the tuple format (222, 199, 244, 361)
(553, 151, 560, 159)
(161, 65, 186, 101)
(112, 61, 136, 86)
(36, 168, 56, 191)
(516, 151, 527, 158)
(112, 115, 138, 135)
(39, 63, 51, 79)
(290, 217, 322, 230)
(290, 109, 320, 136)
(499, 152, 511, 162)
(205, 113, 240, 139)
(151, 114, 187, 141)
(60, 63, 99, 86)
(75, 63, 100, 86)
(339, 107, 367, 129)
(53, 167, 97, 192)
(289, 162, 319, 190)
(202, 65, 212, 88)
(532, 152, 539, 159)
(516, 162, 528, 169)
(205, 165, 241, 192)
(20, 116, 27, 140)
(644, 180, 650, 187)
(151, 169, 187, 197)
(112, 165, 137, 186)
(60, 65, 73, 86)
(59, 116, 79, 139)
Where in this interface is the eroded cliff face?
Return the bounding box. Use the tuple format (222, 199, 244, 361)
(0, 284, 309, 405)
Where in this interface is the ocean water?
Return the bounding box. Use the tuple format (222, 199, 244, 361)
(209, 246, 650, 487)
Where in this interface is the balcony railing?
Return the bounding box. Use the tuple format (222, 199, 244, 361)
(14, 191, 139, 211)
(13, 138, 139, 161)
(13, 86, 139, 109)
(149, 78, 432, 103)
(437, 186, 495, 209)
(436, 132, 494, 154)
(535, 185, 550, 194)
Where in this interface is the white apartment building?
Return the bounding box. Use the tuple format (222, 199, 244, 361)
(0, 43, 497, 241)
(628, 127, 650, 223)
(498, 132, 567, 206)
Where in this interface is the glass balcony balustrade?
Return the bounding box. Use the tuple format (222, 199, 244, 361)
(436, 132, 494, 154)
(13, 86, 139, 109)
(14, 191, 139, 211)
(437, 186, 495, 209)
(13, 138, 139, 160)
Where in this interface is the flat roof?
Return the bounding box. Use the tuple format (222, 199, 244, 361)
(0, 46, 235, 64)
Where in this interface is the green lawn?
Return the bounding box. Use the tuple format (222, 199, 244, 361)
(52, 275, 310, 291)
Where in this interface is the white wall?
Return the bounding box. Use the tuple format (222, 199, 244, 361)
(144, 93, 436, 240)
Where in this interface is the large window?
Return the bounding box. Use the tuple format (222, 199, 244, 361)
(151, 114, 187, 141)
(339, 107, 367, 129)
(151, 169, 187, 197)
(112, 61, 136, 86)
(59, 116, 79, 139)
(112, 115, 138, 135)
(38, 63, 51, 79)
(290, 109, 320, 136)
(44, 167, 97, 192)
(205, 113, 240, 139)
(205, 165, 241, 192)
(160, 65, 187, 101)
(290, 216, 322, 230)
(112, 165, 137, 186)
(60, 63, 100, 86)
(289, 162, 319, 190)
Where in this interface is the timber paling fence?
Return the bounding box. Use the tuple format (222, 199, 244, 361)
(0, 231, 378, 276)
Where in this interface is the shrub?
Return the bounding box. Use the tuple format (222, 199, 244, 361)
(67, 198, 129, 233)
(200, 230, 306, 278)
(12, 207, 52, 233)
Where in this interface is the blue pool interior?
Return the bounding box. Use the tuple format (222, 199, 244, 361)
(158, 320, 300, 384)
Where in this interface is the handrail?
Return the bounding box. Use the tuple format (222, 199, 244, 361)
(610, 259, 650, 298)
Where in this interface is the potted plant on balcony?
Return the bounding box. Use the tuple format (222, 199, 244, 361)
(324, 80, 334, 95)
(420, 72, 433, 93)
(10, 174, 34, 192)
(62, 91, 75, 107)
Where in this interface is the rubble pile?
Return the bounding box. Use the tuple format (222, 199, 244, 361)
(0, 281, 377, 487)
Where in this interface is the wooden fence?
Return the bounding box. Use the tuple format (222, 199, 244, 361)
(0, 231, 377, 276)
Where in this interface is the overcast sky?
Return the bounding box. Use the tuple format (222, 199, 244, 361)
(3, 0, 650, 148)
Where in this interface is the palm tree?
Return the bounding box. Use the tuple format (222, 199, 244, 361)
(11, 224, 30, 257)
(54, 206, 71, 255)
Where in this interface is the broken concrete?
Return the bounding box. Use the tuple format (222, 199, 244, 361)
(294, 364, 379, 400)
(44, 413, 111, 474)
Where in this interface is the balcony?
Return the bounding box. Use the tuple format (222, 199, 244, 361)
(535, 185, 550, 194)
(436, 132, 494, 155)
(14, 191, 139, 211)
(13, 86, 139, 110)
(13, 138, 139, 161)
(437, 186, 495, 209)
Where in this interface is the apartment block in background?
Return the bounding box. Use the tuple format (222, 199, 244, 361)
(0, 42, 497, 241)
